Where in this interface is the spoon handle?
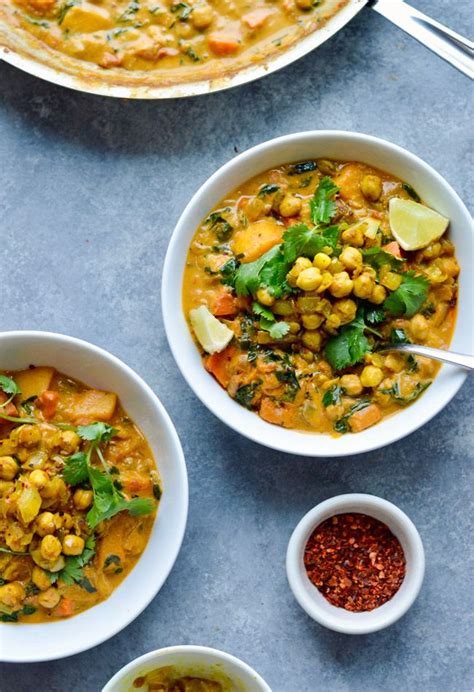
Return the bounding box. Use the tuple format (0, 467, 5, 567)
(381, 344, 474, 372)
(369, 0, 474, 79)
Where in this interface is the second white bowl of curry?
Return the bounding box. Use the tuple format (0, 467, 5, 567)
(0, 331, 188, 662)
(162, 130, 472, 456)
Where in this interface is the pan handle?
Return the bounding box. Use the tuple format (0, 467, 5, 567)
(369, 0, 474, 78)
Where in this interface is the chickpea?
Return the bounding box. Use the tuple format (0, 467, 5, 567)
(316, 272, 334, 294)
(333, 299, 357, 325)
(302, 330, 322, 352)
(191, 3, 214, 30)
(353, 273, 375, 299)
(29, 469, 49, 489)
(341, 225, 365, 247)
(340, 374, 363, 396)
(317, 159, 337, 175)
(313, 252, 332, 270)
(410, 313, 429, 341)
(287, 257, 312, 286)
(329, 272, 353, 298)
(32, 566, 51, 592)
(360, 174, 382, 202)
(295, 0, 313, 9)
(41, 476, 67, 500)
(340, 246, 363, 272)
(369, 284, 387, 304)
(421, 241, 442, 259)
(61, 512, 74, 530)
(0, 456, 19, 481)
(245, 197, 267, 221)
(62, 534, 85, 556)
(384, 354, 405, 373)
(38, 587, 60, 610)
(328, 258, 344, 274)
(256, 287, 275, 307)
(297, 267, 322, 292)
(360, 366, 384, 388)
(40, 535, 62, 561)
(17, 425, 41, 448)
(36, 511, 56, 536)
(73, 488, 94, 510)
(0, 582, 25, 610)
(325, 314, 341, 331)
(302, 313, 324, 330)
(59, 430, 80, 455)
(279, 194, 302, 217)
(288, 321, 301, 334)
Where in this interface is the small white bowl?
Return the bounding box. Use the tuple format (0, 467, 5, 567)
(102, 645, 272, 691)
(162, 130, 473, 457)
(0, 331, 188, 662)
(286, 494, 425, 634)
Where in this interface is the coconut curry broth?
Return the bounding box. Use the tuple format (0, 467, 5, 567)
(0, 367, 160, 623)
(183, 160, 458, 435)
(2, 0, 348, 74)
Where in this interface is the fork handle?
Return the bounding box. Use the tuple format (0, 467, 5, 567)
(381, 344, 474, 371)
(369, 0, 474, 79)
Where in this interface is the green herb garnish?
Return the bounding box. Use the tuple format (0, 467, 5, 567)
(384, 271, 430, 317)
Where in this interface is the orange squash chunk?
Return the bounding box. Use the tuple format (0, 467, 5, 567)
(232, 218, 284, 263)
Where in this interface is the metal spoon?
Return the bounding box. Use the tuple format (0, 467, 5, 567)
(379, 343, 474, 372)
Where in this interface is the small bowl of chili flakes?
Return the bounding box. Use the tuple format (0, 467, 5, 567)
(286, 493, 425, 634)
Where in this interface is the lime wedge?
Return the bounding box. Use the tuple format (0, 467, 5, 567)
(190, 306, 234, 354)
(389, 198, 449, 251)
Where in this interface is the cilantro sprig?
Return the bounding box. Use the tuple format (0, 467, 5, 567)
(221, 177, 341, 299)
(0, 375, 21, 409)
(252, 302, 289, 340)
(384, 271, 429, 317)
(49, 535, 97, 589)
(324, 308, 382, 371)
(63, 423, 154, 529)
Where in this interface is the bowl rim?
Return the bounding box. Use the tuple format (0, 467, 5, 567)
(102, 644, 272, 691)
(286, 493, 425, 634)
(0, 330, 189, 662)
(162, 129, 471, 457)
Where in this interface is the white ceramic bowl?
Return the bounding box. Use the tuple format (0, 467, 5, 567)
(0, 331, 188, 663)
(103, 645, 272, 691)
(162, 130, 473, 457)
(286, 493, 425, 634)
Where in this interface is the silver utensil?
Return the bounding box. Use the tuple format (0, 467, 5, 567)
(379, 343, 474, 371)
(0, 0, 472, 98)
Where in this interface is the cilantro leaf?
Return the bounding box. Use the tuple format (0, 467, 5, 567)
(232, 245, 291, 298)
(252, 302, 275, 322)
(362, 247, 405, 271)
(77, 423, 117, 444)
(310, 176, 339, 225)
(325, 313, 372, 371)
(56, 535, 96, 586)
(0, 375, 20, 397)
(234, 382, 261, 410)
(384, 271, 429, 317)
(282, 224, 339, 263)
(63, 452, 89, 485)
(265, 321, 290, 339)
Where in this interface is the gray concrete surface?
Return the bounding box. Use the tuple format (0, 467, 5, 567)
(0, 1, 473, 689)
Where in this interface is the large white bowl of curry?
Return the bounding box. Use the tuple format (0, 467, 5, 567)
(0, 331, 188, 662)
(162, 130, 473, 457)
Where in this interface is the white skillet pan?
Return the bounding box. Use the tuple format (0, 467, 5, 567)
(0, 0, 472, 99)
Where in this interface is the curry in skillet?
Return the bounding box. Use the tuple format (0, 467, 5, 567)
(1, 0, 348, 76)
(183, 159, 459, 435)
(0, 367, 160, 622)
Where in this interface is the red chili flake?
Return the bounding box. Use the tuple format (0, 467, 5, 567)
(304, 513, 406, 612)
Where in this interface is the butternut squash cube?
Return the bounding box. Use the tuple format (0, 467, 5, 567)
(14, 367, 54, 400)
(61, 3, 113, 33)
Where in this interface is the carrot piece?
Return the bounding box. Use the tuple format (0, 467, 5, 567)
(259, 398, 294, 427)
(205, 345, 237, 388)
(53, 597, 75, 618)
(208, 34, 241, 56)
(232, 219, 284, 263)
(212, 291, 238, 317)
(37, 390, 59, 420)
(349, 404, 382, 433)
(242, 9, 274, 29)
(383, 241, 402, 258)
